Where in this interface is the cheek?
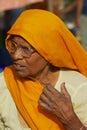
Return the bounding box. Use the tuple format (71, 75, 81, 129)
(25, 55, 47, 75)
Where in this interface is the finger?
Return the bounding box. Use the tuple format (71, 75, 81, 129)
(60, 82, 70, 98)
(38, 99, 51, 111)
(39, 93, 50, 104)
(44, 84, 61, 96)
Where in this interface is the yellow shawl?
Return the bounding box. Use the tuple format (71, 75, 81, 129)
(4, 9, 87, 130)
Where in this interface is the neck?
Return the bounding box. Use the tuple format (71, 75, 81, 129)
(37, 65, 60, 87)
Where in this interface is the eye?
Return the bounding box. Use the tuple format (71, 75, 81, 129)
(11, 41, 16, 47)
(6, 40, 17, 51)
(22, 46, 30, 51)
(22, 46, 35, 53)
(11, 40, 18, 50)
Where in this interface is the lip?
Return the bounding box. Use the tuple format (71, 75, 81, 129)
(13, 63, 25, 70)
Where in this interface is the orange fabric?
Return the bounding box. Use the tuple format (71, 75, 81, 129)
(6, 9, 87, 77)
(4, 9, 87, 130)
(4, 67, 65, 130)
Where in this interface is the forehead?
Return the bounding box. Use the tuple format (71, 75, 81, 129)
(9, 35, 31, 47)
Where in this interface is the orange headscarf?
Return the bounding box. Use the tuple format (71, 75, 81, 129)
(4, 9, 87, 130)
(6, 9, 87, 76)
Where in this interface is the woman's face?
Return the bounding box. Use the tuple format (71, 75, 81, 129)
(6, 35, 48, 79)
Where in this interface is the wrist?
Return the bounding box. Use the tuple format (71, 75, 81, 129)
(65, 112, 83, 130)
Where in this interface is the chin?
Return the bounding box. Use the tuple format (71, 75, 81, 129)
(14, 69, 36, 80)
(15, 70, 29, 78)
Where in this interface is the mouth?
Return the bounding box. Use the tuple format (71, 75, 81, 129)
(13, 63, 25, 71)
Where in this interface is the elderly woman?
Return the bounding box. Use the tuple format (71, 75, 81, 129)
(0, 9, 87, 130)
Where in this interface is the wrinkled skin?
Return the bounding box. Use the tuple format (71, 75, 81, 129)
(38, 83, 87, 130)
(6, 35, 48, 79)
(38, 82, 75, 125)
(6, 35, 86, 130)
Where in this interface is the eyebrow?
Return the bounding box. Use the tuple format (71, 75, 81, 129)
(10, 38, 36, 52)
(8, 36, 35, 49)
(10, 39, 17, 44)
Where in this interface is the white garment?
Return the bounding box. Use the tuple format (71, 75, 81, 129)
(0, 69, 87, 129)
(0, 72, 31, 130)
(55, 69, 87, 127)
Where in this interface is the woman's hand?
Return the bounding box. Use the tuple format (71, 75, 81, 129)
(38, 82, 75, 124)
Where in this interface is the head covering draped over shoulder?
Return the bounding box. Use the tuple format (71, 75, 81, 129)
(4, 9, 87, 130)
(6, 9, 87, 76)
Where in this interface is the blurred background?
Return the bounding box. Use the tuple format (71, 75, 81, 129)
(0, 0, 87, 71)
